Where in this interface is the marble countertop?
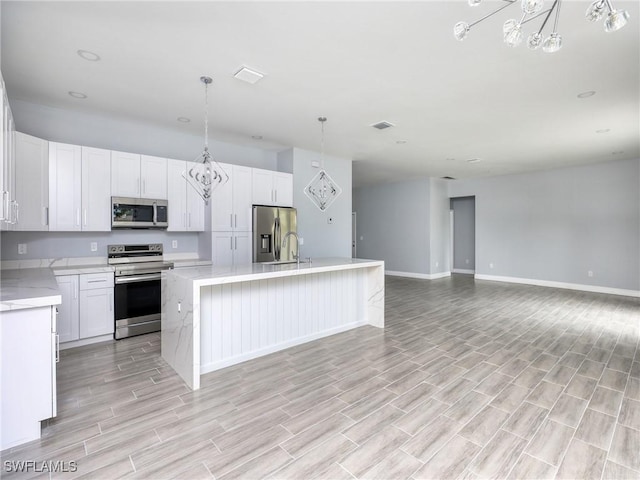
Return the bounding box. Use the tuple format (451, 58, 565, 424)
(168, 257, 384, 287)
(53, 265, 115, 276)
(0, 268, 62, 312)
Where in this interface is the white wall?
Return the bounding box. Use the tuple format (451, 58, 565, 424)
(448, 158, 640, 293)
(353, 180, 430, 274)
(287, 148, 352, 259)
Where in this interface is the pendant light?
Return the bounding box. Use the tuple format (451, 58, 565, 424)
(304, 117, 342, 212)
(184, 76, 228, 204)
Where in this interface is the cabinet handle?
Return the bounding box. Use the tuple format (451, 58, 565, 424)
(234, 214, 237, 228)
(55, 334, 60, 363)
(274, 190, 277, 203)
(87, 279, 106, 283)
(43, 206, 49, 226)
(83, 209, 87, 227)
(76, 208, 80, 227)
(230, 213, 233, 228)
(230, 237, 233, 250)
(188, 212, 191, 228)
(184, 213, 187, 228)
(0, 191, 7, 222)
(13, 201, 19, 225)
(143, 179, 146, 195)
(234, 236, 238, 250)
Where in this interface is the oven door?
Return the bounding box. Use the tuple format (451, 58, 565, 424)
(114, 273, 162, 339)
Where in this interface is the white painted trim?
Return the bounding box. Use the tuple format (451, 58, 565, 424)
(201, 321, 367, 374)
(452, 269, 475, 275)
(386, 270, 452, 280)
(474, 274, 640, 298)
(59, 334, 113, 350)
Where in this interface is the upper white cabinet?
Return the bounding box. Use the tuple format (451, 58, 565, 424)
(252, 168, 293, 207)
(14, 132, 49, 231)
(211, 163, 252, 232)
(1, 74, 17, 230)
(81, 147, 111, 231)
(111, 151, 167, 199)
(167, 159, 204, 232)
(49, 142, 82, 231)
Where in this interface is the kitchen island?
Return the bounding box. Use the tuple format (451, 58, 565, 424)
(162, 258, 384, 390)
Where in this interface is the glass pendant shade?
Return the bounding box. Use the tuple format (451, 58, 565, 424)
(521, 0, 544, 15)
(503, 20, 523, 47)
(604, 9, 630, 32)
(542, 32, 563, 52)
(585, 1, 605, 22)
(454, 21, 471, 41)
(468, 0, 482, 6)
(527, 32, 543, 49)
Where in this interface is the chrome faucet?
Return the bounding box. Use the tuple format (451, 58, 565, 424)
(282, 231, 300, 265)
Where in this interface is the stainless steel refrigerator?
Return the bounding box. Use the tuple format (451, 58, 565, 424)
(253, 206, 298, 263)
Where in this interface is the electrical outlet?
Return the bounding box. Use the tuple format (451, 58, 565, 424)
(588, 270, 594, 277)
(489, 263, 494, 269)
(435, 261, 439, 267)
(299, 237, 304, 246)
(327, 217, 334, 224)
(90, 242, 98, 252)
(18, 243, 27, 255)
(465, 259, 470, 264)
(172, 240, 178, 249)
(311, 161, 320, 168)
(360, 236, 364, 241)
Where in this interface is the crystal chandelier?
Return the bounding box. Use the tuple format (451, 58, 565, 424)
(184, 76, 229, 204)
(304, 117, 342, 212)
(454, 0, 631, 54)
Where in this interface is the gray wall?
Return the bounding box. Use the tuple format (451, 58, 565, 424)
(0, 230, 198, 261)
(429, 178, 451, 275)
(448, 158, 640, 291)
(353, 180, 430, 274)
(289, 148, 352, 258)
(451, 196, 476, 271)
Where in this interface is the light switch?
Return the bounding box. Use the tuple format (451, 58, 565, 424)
(172, 240, 178, 249)
(18, 243, 27, 255)
(90, 242, 98, 252)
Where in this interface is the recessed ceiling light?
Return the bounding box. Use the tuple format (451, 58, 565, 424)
(467, 158, 481, 163)
(446, 157, 455, 161)
(395, 140, 407, 144)
(77, 49, 100, 61)
(596, 128, 610, 133)
(68, 91, 87, 99)
(577, 91, 596, 98)
(252, 135, 263, 140)
(612, 151, 624, 155)
(233, 66, 265, 84)
(177, 117, 191, 123)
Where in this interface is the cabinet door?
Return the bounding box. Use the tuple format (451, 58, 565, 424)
(56, 275, 80, 343)
(111, 151, 141, 197)
(167, 159, 187, 231)
(210, 162, 234, 231)
(79, 288, 114, 338)
(211, 231, 234, 267)
(81, 147, 111, 231)
(187, 185, 205, 231)
(140, 155, 167, 199)
(232, 165, 253, 232)
(252, 168, 274, 205)
(0, 78, 5, 224)
(273, 172, 293, 207)
(49, 142, 82, 231)
(233, 232, 252, 265)
(15, 132, 49, 230)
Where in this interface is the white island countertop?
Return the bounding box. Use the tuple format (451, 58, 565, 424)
(170, 257, 384, 286)
(0, 268, 62, 311)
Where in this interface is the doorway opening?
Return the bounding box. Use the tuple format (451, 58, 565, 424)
(450, 196, 476, 274)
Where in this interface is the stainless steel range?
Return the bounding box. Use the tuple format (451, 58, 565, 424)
(108, 243, 173, 339)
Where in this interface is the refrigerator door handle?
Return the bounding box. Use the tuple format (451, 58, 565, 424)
(274, 216, 281, 261)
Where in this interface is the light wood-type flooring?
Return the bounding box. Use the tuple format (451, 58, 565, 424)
(2, 274, 639, 479)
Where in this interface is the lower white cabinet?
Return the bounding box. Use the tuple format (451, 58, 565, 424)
(0, 305, 57, 450)
(56, 272, 114, 344)
(211, 231, 252, 267)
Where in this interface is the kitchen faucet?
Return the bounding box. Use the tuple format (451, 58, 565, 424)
(282, 231, 300, 265)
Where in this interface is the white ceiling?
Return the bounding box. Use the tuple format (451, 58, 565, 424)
(2, 1, 639, 187)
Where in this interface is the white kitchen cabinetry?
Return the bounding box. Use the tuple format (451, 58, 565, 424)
(55, 272, 114, 344)
(56, 275, 80, 343)
(211, 231, 252, 267)
(111, 152, 167, 199)
(49, 142, 82, 231)
(167, 159, 204, 232)
(14, 132, 49, 230)
(81, 147, 111, 231)
(211, 163, 252, 232)
(0, 305, 57, 450)
(252, 168, 293, 207)
(1, 73, 17, 230)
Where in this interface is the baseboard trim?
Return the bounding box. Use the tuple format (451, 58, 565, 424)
(474, 274, 640, 298)
(452, 269, 475, 275)
(60, 334, 114, 350)
(386, 270, 452, 280)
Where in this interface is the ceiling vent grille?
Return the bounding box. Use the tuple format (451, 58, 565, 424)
(371, 121, 395, 130)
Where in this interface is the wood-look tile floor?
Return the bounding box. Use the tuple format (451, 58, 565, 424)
(2, 275, 639, 479)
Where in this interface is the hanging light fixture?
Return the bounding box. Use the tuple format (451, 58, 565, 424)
(184, 76, 228, 204)
(304, 117, 342, 212)
(453, 0, 630, 54)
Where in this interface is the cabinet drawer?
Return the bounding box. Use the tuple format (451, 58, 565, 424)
(79, 272, 114, 291)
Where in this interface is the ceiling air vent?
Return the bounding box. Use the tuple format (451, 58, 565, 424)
(371, 121, 395, 130)
(441, 176, 456, 180)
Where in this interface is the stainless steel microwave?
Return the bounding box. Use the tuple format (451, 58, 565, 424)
(111, 197, 168, 229)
